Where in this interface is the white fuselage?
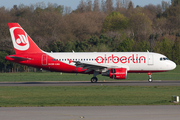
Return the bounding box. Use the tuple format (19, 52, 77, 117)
(46, 52, 176, 72)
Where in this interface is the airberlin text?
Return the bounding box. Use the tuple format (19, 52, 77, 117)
(96, 54, 146, 64)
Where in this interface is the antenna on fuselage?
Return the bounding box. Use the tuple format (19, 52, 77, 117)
(72, 50, 74, 53)
(147, 50, 149, 53)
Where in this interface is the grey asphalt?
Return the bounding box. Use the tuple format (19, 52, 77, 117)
(0, 106, 180, 120)
(0, 80, 180, 86)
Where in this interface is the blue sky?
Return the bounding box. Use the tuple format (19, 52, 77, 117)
(1, 0, 171, 10)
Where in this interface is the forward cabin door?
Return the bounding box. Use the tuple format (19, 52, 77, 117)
(42, 54, 47, 66)
(148, 54, 154, 65)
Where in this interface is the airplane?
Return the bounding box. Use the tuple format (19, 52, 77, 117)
(5, 23, 176, 83)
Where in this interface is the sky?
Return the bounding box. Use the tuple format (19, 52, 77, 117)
(1, 0, 171, 10)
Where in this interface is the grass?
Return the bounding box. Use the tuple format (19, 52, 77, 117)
(0, 65, 180, 82)
(0, 86, 179, 107)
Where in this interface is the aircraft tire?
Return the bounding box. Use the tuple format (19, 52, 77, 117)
(91, 77, 98, 83)
(148, 78, 153, 82)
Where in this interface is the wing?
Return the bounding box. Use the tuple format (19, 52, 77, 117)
(72, 61, 129, 73)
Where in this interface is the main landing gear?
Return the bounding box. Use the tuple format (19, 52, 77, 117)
(148, 72, 153, 82)
(91, 71, 99, 83)
(91, 77, 98, 83)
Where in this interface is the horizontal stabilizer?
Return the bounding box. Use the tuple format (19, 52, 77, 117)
(8, 56, 31, 61)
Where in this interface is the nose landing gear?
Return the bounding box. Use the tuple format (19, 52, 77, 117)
(148, 72, 153, 82)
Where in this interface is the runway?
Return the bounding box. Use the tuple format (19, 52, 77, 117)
(0, 80, 180, 86)
(0, 106, 180, 120)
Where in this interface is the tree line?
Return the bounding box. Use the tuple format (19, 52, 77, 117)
(0, 0, 180, 72)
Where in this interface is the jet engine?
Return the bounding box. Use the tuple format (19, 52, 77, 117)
(102, 68, 127, 79)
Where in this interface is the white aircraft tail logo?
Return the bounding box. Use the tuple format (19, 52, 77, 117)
(16, 35, 28, 45)
(10, 27, 29, 51)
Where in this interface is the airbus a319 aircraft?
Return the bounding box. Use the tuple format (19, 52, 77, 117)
(5, 23, 176, 83)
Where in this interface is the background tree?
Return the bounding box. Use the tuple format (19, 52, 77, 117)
(117, 39, 134, 52)
(173, 37, 180, 64)
(101, 0, 107, 12)
(86, 0, 93, 11)
(1, 1, 180, 73)
(154, 37, 173, 60)
(93, 0, 100, 12)
(106, 0, 113, 13)
(171, 0, 180, 6)
(102, 12, 128, 32)
(128, 1, 134, 10)
(129, 12, 152, 40)
(77, 0, 87, 12)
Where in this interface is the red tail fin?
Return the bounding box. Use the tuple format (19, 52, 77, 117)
(8, 23, 42, 54)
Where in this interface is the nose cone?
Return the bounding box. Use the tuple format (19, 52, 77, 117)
(169, 61, 176, 70)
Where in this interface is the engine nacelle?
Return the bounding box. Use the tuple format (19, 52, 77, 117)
(109, 68, 127, 79)
(102, 68, 127, 79)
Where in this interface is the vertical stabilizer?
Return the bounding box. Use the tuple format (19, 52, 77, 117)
(8, 23, 42, 54)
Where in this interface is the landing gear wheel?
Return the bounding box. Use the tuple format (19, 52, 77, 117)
(91, 77, 98, 83)
(148, 78, 153, 82)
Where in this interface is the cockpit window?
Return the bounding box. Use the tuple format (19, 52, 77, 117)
(160, 57, 169, 61)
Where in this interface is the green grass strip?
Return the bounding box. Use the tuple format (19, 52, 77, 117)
(0, 86, 180, 107)
(0, 65, 180, 82)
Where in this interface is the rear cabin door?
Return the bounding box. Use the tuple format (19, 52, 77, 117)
(42, 54, 47, 66)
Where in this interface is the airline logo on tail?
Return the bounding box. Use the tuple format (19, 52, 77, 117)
(10, 27, 29, 51)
